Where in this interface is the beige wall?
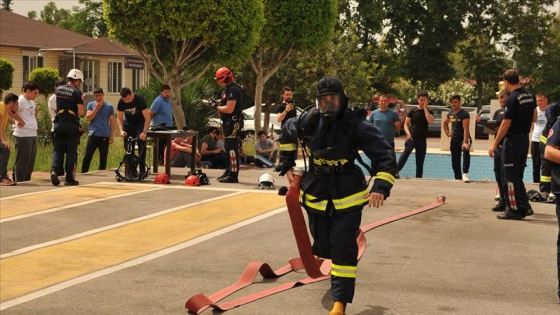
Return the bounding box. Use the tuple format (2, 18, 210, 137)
(0, 46, 146, 107)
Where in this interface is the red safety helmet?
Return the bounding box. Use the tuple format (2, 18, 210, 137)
(184, 175, 200, 186)
(154, 173, 170, 184)
(214, 67, 234, 84)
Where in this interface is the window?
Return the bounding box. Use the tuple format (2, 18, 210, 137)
(131, 68, 142, 91)
(22, 54, 43, 83)
(82, 60, 100, 93)
(108, 61, 122, 93)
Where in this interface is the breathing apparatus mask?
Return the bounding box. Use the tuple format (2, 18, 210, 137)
(315, 77, 348, 124)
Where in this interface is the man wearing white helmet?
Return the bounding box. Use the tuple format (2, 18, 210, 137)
(50, 69, 85, 186)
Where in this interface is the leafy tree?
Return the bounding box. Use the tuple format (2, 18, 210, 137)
(29, 68, 59, 99)
(0, 57, 15, 97)
(61, 0, 107, 38)
(1, 0, 13, 11)
(245, 0, 337, 132)
(39, 2, 71, 26)
(532, 13, 560, 101)
(104, 0, 265, 130)
(374, 0, 464, 89)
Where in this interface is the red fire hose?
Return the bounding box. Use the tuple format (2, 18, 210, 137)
(185, 170, 446, 314)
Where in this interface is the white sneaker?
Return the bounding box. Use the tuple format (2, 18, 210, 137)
(462, 173, 470, 183)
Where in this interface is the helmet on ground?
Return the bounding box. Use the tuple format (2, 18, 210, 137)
(316, 77, 347, 124)
(154, 173, 170, 184)
(215, 67, 234, 84)
(185, 175, 200, 186)
(67, 69, 84, 81)
(258, 173, 275, 189)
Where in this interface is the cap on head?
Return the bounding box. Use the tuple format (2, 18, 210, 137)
(215, 67, 234, 84)
(67, 69, 84, 81)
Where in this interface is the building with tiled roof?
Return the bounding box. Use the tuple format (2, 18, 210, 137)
(0, 9, 146, 104)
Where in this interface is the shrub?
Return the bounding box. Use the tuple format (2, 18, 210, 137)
(0, 58, 15, 95)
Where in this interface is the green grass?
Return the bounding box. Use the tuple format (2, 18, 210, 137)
(7, 135, 126, 173)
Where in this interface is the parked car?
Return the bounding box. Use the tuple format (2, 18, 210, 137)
(243, 105, 304, 140)
(475, 105, 491, 139)
(208, 111, 258, 143)
(367, 96, 408, 135)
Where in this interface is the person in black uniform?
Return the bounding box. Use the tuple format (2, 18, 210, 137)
(275, 86, 298, 171)
(50, 69, 85, 186)
(539, 101, 560, 202)
(116, 87, 151, 177)
(543, 116, 560, 302)
(489, 69, 537, 220)
(396, 90, 434, 178)
(278, 77, 396, 315)
(443, 94, 471, 182)
(488, 90, 509, 211)
(213, 67, 244, 183)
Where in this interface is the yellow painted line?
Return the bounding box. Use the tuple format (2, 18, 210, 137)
(0, 184, 156, 219)
(0, 192, 286, 302)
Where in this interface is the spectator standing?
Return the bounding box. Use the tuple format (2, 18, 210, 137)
(254, 130, 278, 168)
(443, 94, 471, 182)
(276, 86, 297, 171)
(543, 118, 560, 303)
(531, 94, 548, 183)
(117, 87, 151, 177)
(489, 69, 537, 220)
(11, 81, 40, 182)
(149, 84, 175, 163)
(396, 90, 434, 178)
(50, 69, 85, 186)
(368, 94, 400, 175)
(0, 93, 18, 185)
(81, 87, 115, 173)
(489, 90, 509, 211)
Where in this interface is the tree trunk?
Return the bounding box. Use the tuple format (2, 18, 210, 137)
(253, 73, 265, 133)
(170, 82, 186, 130)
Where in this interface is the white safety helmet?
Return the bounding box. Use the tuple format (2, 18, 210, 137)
(67, 69, 84, 81)
(258, 173, 275, 189)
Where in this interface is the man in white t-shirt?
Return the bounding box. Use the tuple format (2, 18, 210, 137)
(254, 130, 277, 167)
(531, 94, 548, 183)
(11, 82, 40, 182)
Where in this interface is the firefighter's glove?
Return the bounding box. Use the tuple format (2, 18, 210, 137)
(278, 159, 296, 176)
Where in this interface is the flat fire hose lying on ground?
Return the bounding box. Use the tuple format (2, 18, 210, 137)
(185, 170, 446, 314)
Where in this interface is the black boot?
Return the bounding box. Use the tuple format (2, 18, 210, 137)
(491, 200, 505, 212)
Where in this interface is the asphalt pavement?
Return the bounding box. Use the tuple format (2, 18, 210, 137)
(0, 165, 558, 315)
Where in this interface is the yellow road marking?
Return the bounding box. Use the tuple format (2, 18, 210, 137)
(0, 192, 286, 301)
(0, 185, 155, 219)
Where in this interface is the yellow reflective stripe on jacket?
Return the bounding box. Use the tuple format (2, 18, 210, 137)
(541, 175, 551, 183)
(313, 158, 349, 166)
(331, 263, 357, 278)
(331, 189, 368, 210)
(300, 191, 328, 211)
(541, 134, 548, 144)
(57, 109, 76, 116)
(376, 171, 395, 185)
(280, 143, 297, 151)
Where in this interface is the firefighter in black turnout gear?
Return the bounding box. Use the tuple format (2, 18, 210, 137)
(213, 67, 244, 183)
(50, 69, 85, 186)
(539, 101, 560, 200)
(278, 77, 396, 315)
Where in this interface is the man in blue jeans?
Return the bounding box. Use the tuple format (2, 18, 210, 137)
(81, 87, 115, 173)
(397, 90, 434, 178)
